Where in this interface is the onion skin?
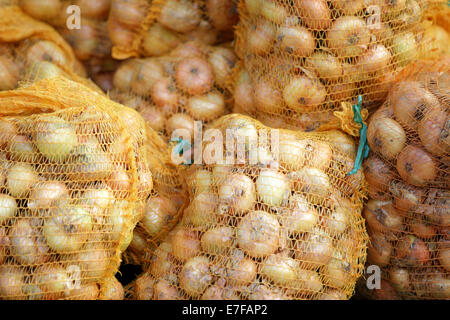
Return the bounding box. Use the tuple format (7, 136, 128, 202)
(154, 279, 180, 300)
(237, 210, 280, 258)
(363, 155, 394, 198)
(389, 268, 410, 294)
(143, 24, 181, 57)
(396, 145, 437, 187)
(438, 241, 450, 272)
(65, 283, 99, 300)
(142, 196, 179, 238)
(327, 16, 370, 58)
(218, 173, 256, 214)
(389, 180, 423, 213)
(357, 45, 392, 76)
(363, 200, 403, 234)
(282, 194, 318, 234)
(294, 0, 331, 30)
(0, 194, 17, 225)
(256, 170, 290, 207)
(305, 51, 343, 82)
(295, 228, 333, 268)
(395, 235, 430, 267)
(76, 0, 111, 20)
(166, 113, 195, 140)
(21, 0, 62, 21)
(110, 0, 148, 28)
(179, 256, 212, 297)
(206, 0, 238, 31)
(367, 232, 392, 267)
(276, 25, 315, 57)
(131, 59, 165, 97)
(330, 0, 364, 15)
(151, 77, 179, 109)
(418, 107, 449, 157)
(26, 41, 68, 66)
(392, 32, 417, 68)
(158, 0, 201, 33)
(367, 117, 406, 160)
(283, 76, 327, 111)
(254, 79, 283, 114)
(201, 226, 234, 255)
(175, 57, 214, 95)
(247, 19, 276, 56)
(171, 227, 200, 262)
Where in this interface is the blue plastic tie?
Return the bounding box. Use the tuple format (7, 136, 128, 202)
(170, 137, 192, 166)
(348, 95, 370, 176)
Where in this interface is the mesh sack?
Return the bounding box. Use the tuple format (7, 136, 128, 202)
(110, 41, 236, 142)
(126, 113, 369, 300)
(107, 0, 238, 60)
(0, 76, 159, 300)
(234, 0, 430, 130)
(360, 59, 449, 300)
(0, 5, 102, 93)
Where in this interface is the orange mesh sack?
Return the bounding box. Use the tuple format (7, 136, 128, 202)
(128, 113, 369, 300)
(0, 5, 103, 93)
(234, 0, 430, 130)
(360, 59, 449, 300)
(110, 42, 236, 142)
(107, 0, 238, 60)
(0, 76, 158, 300)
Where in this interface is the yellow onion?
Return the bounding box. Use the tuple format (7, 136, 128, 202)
(294, 0, 331, 30)
(283, 75, 327, 111)
(277, 25, 315, 57)
(256, 170, 290, 207)
(396, 145, 437, 187)
(0, 56, 20, 91)
(179, 256, 212, 297)
(6, 163, 38, 198)
(20, 0, 62, 21)
(367, 117, 406, 160)
(186, 91, 226, 121)
(157, 0, 201, 33)
(327, 16, 370, 58)
(143, 24, 182, 57)
(10, 219, 50, 265)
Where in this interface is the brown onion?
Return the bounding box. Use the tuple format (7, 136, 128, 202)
(327, 16, 370, 58)
(206, 0, 238, 31)
(396, 145, 437, 187)
(76, 0, 110, 20)
(157, 0, 201, 33)
(21, 0, 62, 21)
(294, 0, 331, 30)
(175, 57, 214, 95)
(110, 0, 148, 28)
(142, 24, 181, 57)
(367, 117, 406, 160)
(186, 91, 226, 121)
(367, 232, 392, 267)
(395, 235, 430, 266)
(131, 59, 165, 96)
(418, 107, 449, 157)
(0, 56, 20, 90)
(283, 76, 327, 111)
(305, 51, 343, 82)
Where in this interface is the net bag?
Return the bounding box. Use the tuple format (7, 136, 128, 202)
(360, 59, 449, 300)
(0, 5, 101, 92)
(0, 76, 156, 300)
(107, 0, 238, 60)
(128, 113, 369, 300)
(234, 0, 430, 130)
(110, 41, 236, 142)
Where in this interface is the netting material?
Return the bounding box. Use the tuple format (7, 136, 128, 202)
(127, 113, 369, 300)
(233, 0, 429, 130)
(107, 0, 238, 60)
(360, 59, 449, 300)
(0, 76, 160, 299)
(0, 5, 102, 93)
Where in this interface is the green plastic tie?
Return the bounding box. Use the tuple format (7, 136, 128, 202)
(170, 137, 192, 166)
(348, 95, 370, 176)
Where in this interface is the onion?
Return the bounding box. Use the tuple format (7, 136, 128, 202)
(143, 24, 181, 57)
(392, 32, 417, 67)
(65, 283, 99, 300)
(247, 19, 276, 56)
(207, 46, 236, 89)
(0, 194, 17, 224)
(0, 265, 25, 299)
(294, 0, 331, 30)
(390, 81, 441, 131)
(131, 59, 165, 97)
(438, 241, 450, 272)
(410, 218, 437, 240)
(0, 56, 20, 90)
(34, 115, 78, 162)
(305, 51, 343, 82)
(20, 0, 62, 21)
(290, 167, 331, 198)
(282, 194, 318, 233)
(0, 227, 9, 264)
(201, 281, 239, 300)
(363, 200, 403, 234)
(100, 277, 124, 300)
(76, 0, 110, 20)
(6, 163, 38, 198)
(367, 117, 406, 160)
(330, 0, 364, 14)
(389, 268, 410, 293)
(363, 155, 394, 197)
(179, 255, 212, 297)
(139, 106, 166, 132)
(419, 25, 450, 60)
(108, 19, 135, 49)
(113, 60, 137, 91)
(43, 206, 93, 253)
(254, 79, 283, 113)
(28, 181, 69, 213)
(237, 210, 280, 258)
(418, 107, 449, 157)
(367, 232, 392, 267)
(276, 25, 315, 57)
(134, 274, 155, 300)
(283, 76, 327, 111)
(246, 283, 288, 300)
(25, 61, 66, 83)
(158, 0, 201, 33)
(244, 0, 261, 16)
(295, 227, 333, 267)
(294, 269, 323, 293)
(323, 252, 352, 289)
(200, 226, 234, 255)
(396, 145, 437, 187)
(227, 250, 257, 286)
(260, 0, 288, 24)
(278, 132, 306, 170)
(389, 180, 423, 212)
(175, 57, 214, 95)
(185, 192, 218, 227)
(10, 218, 50, 266)
(182, 19, 219, 45)
(357, 44, 392, 76)
(154, 279, 180, 300)
(256, 170, 290, 207)
(151, 77, 179, 109)
(392, 0, 421, 28)
(63, 19, 106, 61)
(327, 16, 370, 58)
(396, 235, 430, 266)
(260, 253, 299, 286)
(323, 204, 350, 236)
(8, 135, 38, 163)
(166, 113, 195, 139)
(0, 119, 17, 148)
(187, 91, 226, 121)
(110, 0, 148, 28)
(319, 290, 347, 300)
(33, 264, 70, 300)
(416, 271, 450, 299)
(171, 227, 200, 261)
(233, 69, 255, 115)
(142, 196, 179, 237)
(25, 41, 68, 66)
(218, 173, 256, 214)
(206, 0, 238, 31)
